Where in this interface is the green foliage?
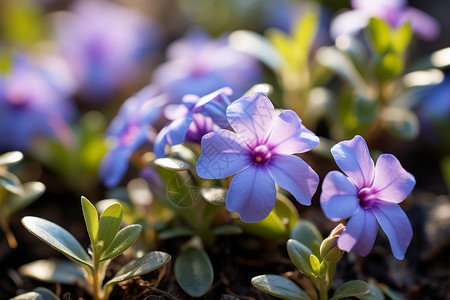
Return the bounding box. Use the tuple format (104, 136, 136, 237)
(10, 287, 59, 300)
(290, 221, 323, 258)
(251, 274, 312, 300)
(330, 280, 371, 300)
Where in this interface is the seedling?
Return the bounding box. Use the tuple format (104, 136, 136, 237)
(21, 196, 171, 300)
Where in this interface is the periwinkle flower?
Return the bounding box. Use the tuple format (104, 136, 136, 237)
(330, 0, 440, 41)
(100, 85, 167, 188)
(320, 135, 415, 259)
(0, 56, 75, 152)
(54, 0, 162, 102)
(196, 92, 319, 223)
(153, 87, 233, 158)
(151, 29, 262, 103)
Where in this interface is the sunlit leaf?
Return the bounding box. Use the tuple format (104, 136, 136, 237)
(357, 283, 384, 300)
(19, 259, 85, 285)
(380, 107, 419, 139)
(391, 22, 412, 54)
(367, 18, 391, 54)
(309, 254, 321, 275)
(0, 151, 23, 166)
(374, 53, 403, 80)
(286, 239, 315, 278)
(175, 247, 213, 297)
(251, 274, 311, 300)
(100, 224, 142, 262)
(290, 221, 323, 258)
(81, 196, 99, 246)
(10, 287, 59, 300)
(201, 187, 227, 206)
(154, 158, 190, 171)
(97, 202, 122, 252)
(331, 280, 371, 300)
(21, 216, 91, 267)
(0, 169, 23, 195)
(5, 181, 45, 216)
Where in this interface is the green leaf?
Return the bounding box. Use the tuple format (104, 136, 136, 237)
(354, 96, 378, 124)
(104, 251, 171, 288)
(251, 274, 311, 300)
(357, 283, 385, 300)
(158, 228, 197, 240)
(0, 169, 23, 195)
(18, 259, 85, 285)
(331, 280, 371, 300)
(97, 202, 122, 252)
(100, 224, 142, 262)
(175, 247, 214, 297)
(367, 18, 391, 54)
(210, 225, 243, 235)
(309, 254, 321, 275)
(286, 239, 315, 278)
(290, 221, 323, 258)
(154, 158, 190, 171)
(201, 187, 227, 206)
(10, 287, 60, 300)
(374, 53, 403, 80)
(21, 216, 91, 268)
(5, 181, 45, 216)
(81, 196, 99, 246)
(165, 172, 201, 208)
(380, 107, 419, 140)
(391, 22, 412, 54)
(0, 151, 23, 166)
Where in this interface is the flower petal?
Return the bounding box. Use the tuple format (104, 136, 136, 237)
(153, 126, 169, 158)
(100, 148, 130, 188)
(402, 8, 440, 41)
(371, 154, 416, 203)
(226, 92, 274, 148)
(266, 154, 319, 206)
(268, 110, 319, 155)
(196, 129, 251, 179)
(226, 166, 276, 223)
(337, 208, 378, 257)
(330, 9, 371, 39)
(320, 171, 359, 221)
(166, 113, 193, 145)
(372, 202, 412, 260)
(331, 135, 374, 190)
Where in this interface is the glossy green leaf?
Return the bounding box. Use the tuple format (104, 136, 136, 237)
(154, 158, 190, 171)
(81, 196, 99, 246)
(0, 169, 23, 195)
(0, 151, 23, 166)
(251, 274, 311, 300)
(165, 172, 201, 208)
(292, 2, 319, 69)
(367, 18, 391, 54)
(158, 228, 197, 240)
(357, 283, 384, 300)
(309, 254, 321, 275)
(100, 224, 142, 262)
(210, 225, 243, 235)
(10, 287, 59, 300)
(19, 259, 85, 285)
(201, 187, 227, 206)
(105, 251, 171, 288)
(374, 53, 403, 80)
(354, 96, 377, 124)
(286, 239, 315, 278)
(175, 247, 214, 297)
(274, 193, 300, 231)
(97, 202, 122, 252)
(331, 280, 371, 300)
(290, 221, 323, 258)
(380, 107, 419, 139)
(391, 22, 412, 54)
(5, 181, 45, 216)
(21, 216, 91, 267)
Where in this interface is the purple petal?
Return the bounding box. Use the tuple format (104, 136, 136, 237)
(164, 103, 189, 120)
(153, 126, 169, 158)
(372, 202, 412, 259)
(338, 208, 378, 256)
(268, 110, 319, 154)
(331, 135, 374, 190)
(226, 165, 276, 223)
(226, 92, 274, 148)
(351, 0, 406, 10)
(166, 113, 193, 145)
(402, 8, 440, 41)
(330, 10, 371, 39)
(320, 171, 359, 221)
(100, 148, 130, 188)
(371, 154, 415, 204)
(266, 154, 319, 206)
(196, 129, 251, 179)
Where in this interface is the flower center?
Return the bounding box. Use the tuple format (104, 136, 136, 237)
(251, 145, 271, 165)
(357, 187, 374, 209)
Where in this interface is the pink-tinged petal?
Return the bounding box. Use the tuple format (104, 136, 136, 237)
(268, 110, 319, 155)
(164, 104, 189, 120)
(337, 208, 378, 256)
(320, 171, 359, 221)
(226, 166, 276, 223)
(196, 129, 251, 179)
(266, 154, 319, 206)
(372, 202, 412, 260)
(402, 8, 440, 41)
(226, 92, 274, 148)
(371, 154, 415, 204)
(331, 135, 374, 190)
(330, 10, 371, 39)
(351, 0, 405, 10)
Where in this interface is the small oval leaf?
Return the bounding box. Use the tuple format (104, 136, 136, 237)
(154, 158, 190, 171)
(286, 239, 315, 278)
(251, 274, 311, 300)
(100, 224, 142, 262)
(201, 187, 227, 206)
(10, 287, 59, 300)
(0, 151, 23, 166)
(21, 216, 91, 267)
(210, 225, 243, 235)
(158, 228, 197, 240)
(331, 280, 371, 300)
(0, 169, 23, 195)
(97, 202, 122, 252)
(175, 247, 214, 297)
(290, 221, 323, 258)
(5, 181, 45, 216)
(81, 196, 99, 246)
(19, 259, 85, 285)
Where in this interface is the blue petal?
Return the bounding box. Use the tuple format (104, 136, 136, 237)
(266, 154, 319, 206)
(320, 171, 359, 221)
(153, 126, 170, 158)
(196, 129, 251, 179)
(166, 113, 193, 145)
(372, 202, 412, 260)
(100, 148, 130, 188)
(226, 165, 276, 223)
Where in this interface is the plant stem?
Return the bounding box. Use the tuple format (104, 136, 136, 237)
(326, 262, 337, 291)
(318, 279, 329, 300)
(0, 217, 17, 248)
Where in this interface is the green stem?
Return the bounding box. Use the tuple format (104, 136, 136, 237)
(326, 262, 337, 291)
(318, 279, 329, 300)
(1, 219, 18, 248)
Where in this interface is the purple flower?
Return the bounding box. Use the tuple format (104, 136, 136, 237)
(151, 29, 262, 103)
(0, 55, 76, 152)
(100, 85, 167, 187)
(54, 0, 162, 102)
(196, 92, 319, 223)
(320, 135, 415, 259)
(330, 0, 440, 41)
(153, 87, 233, 158)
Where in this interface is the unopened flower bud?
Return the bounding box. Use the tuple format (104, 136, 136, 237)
(320, 223, 345, 263)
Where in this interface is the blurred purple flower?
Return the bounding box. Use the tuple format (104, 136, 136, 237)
(151, 29, 262, 103)
(320, 135, 415, 259)
(0, 55, 76, 152)
(54, 0, 162, 102)
(100, 85, 167, 188)
(331, 0, 440, 41)
(153, 87, 233, 158)
(196, 92, 319, 223)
